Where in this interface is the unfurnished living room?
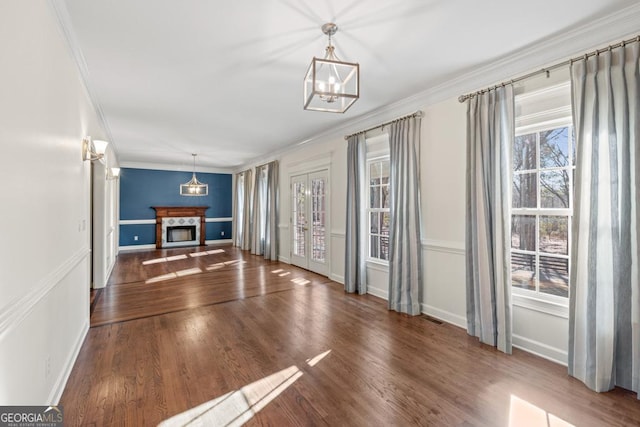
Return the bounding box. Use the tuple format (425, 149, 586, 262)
(1, 1, 639, 426)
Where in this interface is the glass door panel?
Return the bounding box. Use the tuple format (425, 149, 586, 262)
(290, 170, 329, 276)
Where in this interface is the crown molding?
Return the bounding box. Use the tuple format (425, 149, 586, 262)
(48, 0, 640, 172)
(241, 3, 640, 170)
(119, 161, 235, 174)
(48, 0, 119, 162)
(391, 3, 640, 110)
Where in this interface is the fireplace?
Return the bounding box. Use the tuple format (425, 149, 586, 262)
(167, 225, 196, 243)
(152, 206, 208, 248)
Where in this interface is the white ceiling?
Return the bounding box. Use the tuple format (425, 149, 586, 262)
(59, 0, 638, 171)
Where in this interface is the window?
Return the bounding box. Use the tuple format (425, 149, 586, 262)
(368, 158, 390, 262)
(511, 124, 574, 299)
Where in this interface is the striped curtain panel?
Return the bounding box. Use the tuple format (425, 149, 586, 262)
(569, 40, 639, 397)
(264, 161, 279, 260)
(250, 166, 264, 255)
(233, 169, 253, 250)
(344, 134, 367, 294)
(465, 86, 514, 354)
(250, 161, 279, 260)
(388, 115, 423, 315)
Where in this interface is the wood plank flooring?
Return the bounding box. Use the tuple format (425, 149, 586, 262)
(61, 245, 640, 426)
(91, 246, 328, 327)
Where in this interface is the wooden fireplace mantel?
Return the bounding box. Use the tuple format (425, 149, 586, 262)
(152, 206, 208, 248)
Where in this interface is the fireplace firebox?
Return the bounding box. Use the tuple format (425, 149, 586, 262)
(167, 225, 196, 243)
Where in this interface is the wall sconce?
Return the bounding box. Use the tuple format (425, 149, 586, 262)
(82, 136, 109, 162)
(107, 167, 121, 180)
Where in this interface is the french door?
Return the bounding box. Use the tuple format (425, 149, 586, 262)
(290, 170, 329, 276)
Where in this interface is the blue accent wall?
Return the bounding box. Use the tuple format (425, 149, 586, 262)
(119, 168, 232, 247)
(119, 224, 156, 246)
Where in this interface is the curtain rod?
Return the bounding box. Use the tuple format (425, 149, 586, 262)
(458, 34, 640, 103)
(344, 110, 423, 140)
(254, 160, 277, 170)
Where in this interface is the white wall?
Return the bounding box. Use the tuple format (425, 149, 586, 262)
(420, 98, 468, 327)
(0, 1, 108, 403)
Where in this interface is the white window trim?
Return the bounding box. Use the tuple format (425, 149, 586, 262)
(366, 155, 390, 265)
(512, 102, 574, 309)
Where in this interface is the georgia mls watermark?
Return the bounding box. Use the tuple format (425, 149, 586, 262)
(0, 406, 63, 427)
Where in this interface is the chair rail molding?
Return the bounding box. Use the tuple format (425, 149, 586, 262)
(0, 246, 90, 339)
(421, 239, 465, 255)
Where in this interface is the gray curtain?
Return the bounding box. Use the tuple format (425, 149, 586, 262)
(388, 116, 423, 315)
(568, 40, 639, 396)
(234, 169, 252, 250)
(344, 134, 367, 294)
(465, 86, 514, 354)
(250, 166, 263, 255)
(264, 161, 279, 260)
(251, 161, 278, 260)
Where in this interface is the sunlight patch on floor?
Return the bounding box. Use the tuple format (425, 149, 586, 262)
(158, 367, 301, 427)
(142, 257, 168, 265)
(145, 268, 202, 283)
(167, 254, 188, 261)
(146, 273, 177, 284)
(509, 395, 574, 427)
(306, 350, 331, 367)
(291, 278, 311, 286)
(176, 268, 202, 277)
(189, 251, 209, 257)
(279, 272, 291, 277)
(206, 262, 225, 271)
(158, 350, 331, 427)
(143, 249, 226, 266)
(205, 259, 245, 271)
(271, 269, 284, 273)
(142, 254, 188, 265)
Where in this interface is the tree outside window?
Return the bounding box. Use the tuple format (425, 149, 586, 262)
(511, 125, 574, 298)
(368, 158, 390, 262)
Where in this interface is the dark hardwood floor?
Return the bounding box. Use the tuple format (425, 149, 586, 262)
(61, 245, 640, 426)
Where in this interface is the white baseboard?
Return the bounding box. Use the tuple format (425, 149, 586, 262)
(330, 274, 344, 284)
(278, 255, 290, 264)
(205, 239, 233, 246)
(420, 304, 467, 329)
(512, 334, 568, 366)
(119, 244, 156, 251)
(367, 286, 388, 301)
(50, 320, 89, 404)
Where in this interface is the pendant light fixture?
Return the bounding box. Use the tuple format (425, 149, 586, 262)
(303, 23, 359, 113)
(180, 153, 208, 196)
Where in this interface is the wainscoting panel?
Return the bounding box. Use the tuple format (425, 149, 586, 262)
(0, 248, 90, 404)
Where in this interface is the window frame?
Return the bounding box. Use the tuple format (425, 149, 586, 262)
(366, 154, 390, 265)
(511, 117, 574, 305)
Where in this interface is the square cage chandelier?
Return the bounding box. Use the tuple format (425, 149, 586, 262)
(304, 23, 359, 113)
(180, 153, 208, 196)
